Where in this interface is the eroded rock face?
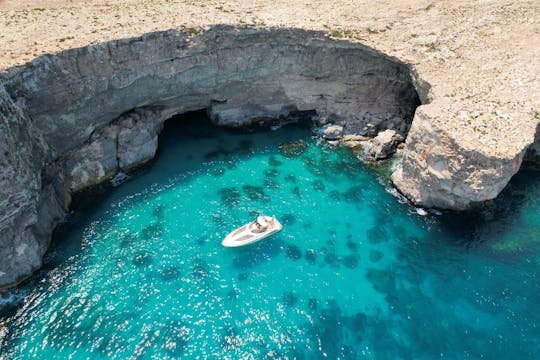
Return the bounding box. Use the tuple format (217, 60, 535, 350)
(368, 129, 404, 160)
(525, 119, 540, 166)
(2, 27, 419, 158)
(0, 26, 420, 287)
(0, 84, 64, 287)
(63, 107, 167, 192)
(391, 104, 531, 210)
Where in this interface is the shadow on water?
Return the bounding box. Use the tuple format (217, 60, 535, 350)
(429, 168, 540, 257)
(69, 109, 312, 214)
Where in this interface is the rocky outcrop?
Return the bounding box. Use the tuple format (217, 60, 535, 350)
(391, 103, 536, 209)
(63, 107, 168, 192)
(524, 117, 540, 166)
(322, 125, 344, 140)
(0, 26, 420, 288)
(1, 27, 419, 158)
(367, 129, 404, 160)
(339, 134, 369, 149)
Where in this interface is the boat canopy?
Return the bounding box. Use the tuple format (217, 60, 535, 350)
(257, 216, 268, 227)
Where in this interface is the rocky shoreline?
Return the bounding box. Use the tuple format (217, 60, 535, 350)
(0, 0, 538, 288)
(0, 26, 422, 288)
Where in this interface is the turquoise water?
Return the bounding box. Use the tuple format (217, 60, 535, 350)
(1, 112, 539, 359)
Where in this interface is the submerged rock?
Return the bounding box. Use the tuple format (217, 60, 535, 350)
(283, 291, 299, 307)
(222, 326, 242, 350)
(369, 249, 384, 263)
(324, 253, 340, 268)
(279, 140, 308, 158)
(346, 240, 358, 252)
(341, 255, 360, 269)
(284, 174, 297, 183)
(268, 156, 283, 167)
(264, 168, 280, 178)
(238, 272, 249, 281)
(226, 289, 239, 301)
(218, 187, 241, 207)
(242, 185, 266, 201)
(162, 320, 190, 356)
(305, 249, 317, 264)
(132, 251, 154, 267)
(159, 266, 181, 281)
(281, 214, 297, 225)
(191, 258, 210, 280)
(263, 177, 279, 189)
(312, 179, 326, 192)
(286, 245, 303, 260)
(141, 222, 164, 240)
(308, 298, 318, 310)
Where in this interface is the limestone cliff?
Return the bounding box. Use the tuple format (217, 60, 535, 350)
(0, 26, 419, 287)
(0, 84, 64, 287)
(1, 24, 538, 288)
(391, 102, 534, 209)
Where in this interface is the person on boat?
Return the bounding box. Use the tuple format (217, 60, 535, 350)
(253, 216, 269, 233)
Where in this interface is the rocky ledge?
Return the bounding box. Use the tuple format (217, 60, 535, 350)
(0, 26, 421, 288)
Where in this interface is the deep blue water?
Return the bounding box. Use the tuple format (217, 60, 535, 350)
(0, 112, 539, 359)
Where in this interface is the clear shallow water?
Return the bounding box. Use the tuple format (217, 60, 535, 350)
(1, 113, 539, 359)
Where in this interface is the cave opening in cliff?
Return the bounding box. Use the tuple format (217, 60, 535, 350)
(0, 26, 427, 292)
(153, 107, 318, 173)
(157, 108, 318, 146)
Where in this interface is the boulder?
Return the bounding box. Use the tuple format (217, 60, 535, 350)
(322, 125, 344, 140)
(368, 129, 404, 160)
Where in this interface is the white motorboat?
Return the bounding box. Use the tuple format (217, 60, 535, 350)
(222, 216, 282, 247)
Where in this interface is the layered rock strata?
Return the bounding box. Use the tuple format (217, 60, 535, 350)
(0, 85, 64, 287)
(391, 103, 538, 210)
(0, 26, 420, 287)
